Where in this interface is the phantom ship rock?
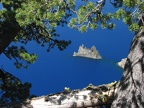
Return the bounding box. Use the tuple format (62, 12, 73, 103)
(73, 44, 102, 59)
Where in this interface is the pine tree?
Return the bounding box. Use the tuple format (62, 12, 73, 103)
(68, 0, 144, 107)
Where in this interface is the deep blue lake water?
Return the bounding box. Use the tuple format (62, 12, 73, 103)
(0, 21, 134, 96)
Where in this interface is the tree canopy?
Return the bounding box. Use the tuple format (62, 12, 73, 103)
(1, 0, 144, 68)
(0, 69, 32, 104)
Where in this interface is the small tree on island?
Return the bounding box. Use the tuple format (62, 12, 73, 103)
(1, 0, 144, 107)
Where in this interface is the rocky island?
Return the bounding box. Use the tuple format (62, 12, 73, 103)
(73, 44, 102, 59)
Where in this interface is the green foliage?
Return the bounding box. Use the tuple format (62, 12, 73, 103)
(0, 0, 72, 68)
(20, 53, 37, 64)
(89, 23, 98, 30)
(139, 2, 144, 13)
(107, 23, 116, 30)
(68, 1, 116, 32)
(79, 25, 87, 32)
(123, 15, 133, 25)
(123, 0, 140, 8)
(1, 0, 144, 68)
(113, 9, 126, 20)
(67, 0, 75, 8)
(68, 18, 77, 28)
(3, 46, 37, 69)
(86, 2, 95, 11)
(129, 22, 139, 31)
(68, 0, 144, 33)
(0, 69, 32, 103)
(15, 0, 66, 27)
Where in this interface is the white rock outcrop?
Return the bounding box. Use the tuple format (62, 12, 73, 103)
(0, 82, 119, 108)
(117, 58, 127, 69)
(73, 44, 102, 59)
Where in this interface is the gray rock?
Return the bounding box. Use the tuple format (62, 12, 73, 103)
(117, 58, 127, 69)
(73, 44, 102, 59)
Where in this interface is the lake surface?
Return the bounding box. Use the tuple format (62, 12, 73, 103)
(0, 21, 134, 96)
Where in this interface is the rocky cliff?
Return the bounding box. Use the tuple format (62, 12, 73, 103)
(0, 82, 119, 108)
(73, 44, 102, 59)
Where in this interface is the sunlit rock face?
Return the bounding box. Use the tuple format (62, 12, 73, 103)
(73, 44, 102, 59)
(117, 58, 127, 69)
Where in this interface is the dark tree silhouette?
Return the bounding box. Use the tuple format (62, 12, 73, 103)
(0, 69, 32, 104)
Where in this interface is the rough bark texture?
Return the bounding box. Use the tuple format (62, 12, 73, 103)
(0, 82, 119, 108)
(111, 29, 144, 107)
(0, 23, 20, 54)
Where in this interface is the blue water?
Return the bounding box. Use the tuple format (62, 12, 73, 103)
(0, 20, 134, 96)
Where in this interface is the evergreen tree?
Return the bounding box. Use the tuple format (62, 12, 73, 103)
(0, 0, 72, 68)
(0, 69, 32, 104)
(68, 0, 144, 107)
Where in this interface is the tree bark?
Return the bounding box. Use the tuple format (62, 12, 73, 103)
(0, 82, 119, 108)
(111, 28, 144, 107)
(0, 22, 20, 54)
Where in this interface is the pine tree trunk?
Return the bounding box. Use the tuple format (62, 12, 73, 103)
(111, 28, 144, 107)
(0, 23, 20, 54)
